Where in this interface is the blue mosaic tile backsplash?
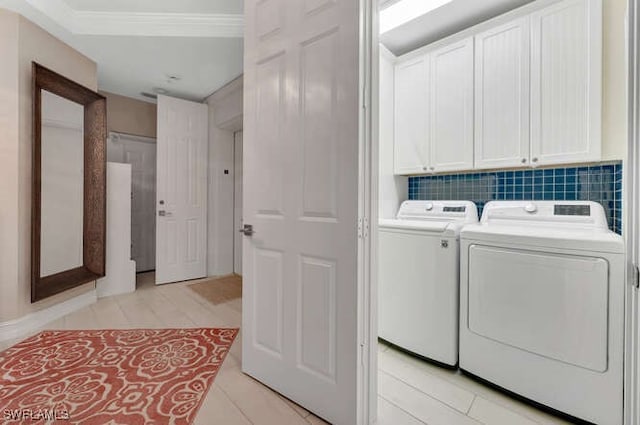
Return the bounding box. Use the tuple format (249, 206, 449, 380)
(408, 162, 623, 234)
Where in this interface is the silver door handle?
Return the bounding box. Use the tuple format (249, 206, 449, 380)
(158, 210, 173, 217)
(239, 224, 255, 236)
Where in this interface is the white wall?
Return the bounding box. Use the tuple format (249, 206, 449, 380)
(379, 46, 407, 219)
(205, 76, 243, 276)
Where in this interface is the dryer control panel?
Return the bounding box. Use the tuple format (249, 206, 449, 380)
(480, 201, 609, 230)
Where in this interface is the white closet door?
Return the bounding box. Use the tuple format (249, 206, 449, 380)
(429, 37, 474, 173)
(475, 18, 530, 169)
(394, 55, 430, 175)
(155, 95, 208, 285)
(530, 0, 602, 165)
(242, 0, 364, 423)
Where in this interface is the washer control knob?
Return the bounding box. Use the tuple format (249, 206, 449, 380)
(524, 203, 537, 213)
(425, 202, 434, 211)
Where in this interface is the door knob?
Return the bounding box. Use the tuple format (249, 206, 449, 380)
(158, 210, 172, 217)
(239, 224, 255, 236)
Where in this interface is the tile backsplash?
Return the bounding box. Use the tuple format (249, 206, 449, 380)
(408, 162, 623, 234)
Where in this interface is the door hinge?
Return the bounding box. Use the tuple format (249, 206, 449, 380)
(362, 85, 367, 110)
(358, 217, 370, 239)
(363, 217, 369, 239)
(633, 264, 640, 289)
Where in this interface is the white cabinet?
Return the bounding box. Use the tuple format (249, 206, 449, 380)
(392, 0, 602, 175)
(394, 55, 429, 174)
(530, 0, 602, 166)
(474, 18, 530, 169)
(429, 37, 474, 173)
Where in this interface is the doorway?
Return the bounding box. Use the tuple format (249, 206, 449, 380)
(374, 0, 635, 424)
(233, 130, 243, 275)
(107, 132, 157, 274)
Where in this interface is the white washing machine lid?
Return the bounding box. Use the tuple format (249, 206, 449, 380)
(379, 200, 478, 235)
(461, 201, 624, 254)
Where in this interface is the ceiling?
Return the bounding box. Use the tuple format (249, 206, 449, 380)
(0, 0, 244, 103)
(380, 0, 536, 56)
(75, 35, 243, 103)
(2, 0, 539, 101)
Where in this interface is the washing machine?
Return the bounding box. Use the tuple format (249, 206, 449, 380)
(459, 201, 625, 425)
(379, 200, 478, 367)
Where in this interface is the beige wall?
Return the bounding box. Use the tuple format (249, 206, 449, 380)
(0, 11, 21, 322)
(101, 91, 157, 138)
(602, 0, 627, 161)
(0, 9, 98, 322)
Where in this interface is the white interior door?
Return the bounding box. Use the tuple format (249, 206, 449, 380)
(233, 130, 243, 275)
(156, 95, 208, 285)
(243, 0, 363, 424)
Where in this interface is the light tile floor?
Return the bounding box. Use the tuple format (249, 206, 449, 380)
(0, 273, 571, 425)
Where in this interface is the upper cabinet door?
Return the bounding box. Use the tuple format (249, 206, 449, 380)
(475, 18, 530, 170)
(429, 37, 474, 173)
(394, 55, 430, 174)
(530, 0, 602, 166)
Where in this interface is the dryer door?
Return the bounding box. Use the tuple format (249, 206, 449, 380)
(467, 245, 608, 372)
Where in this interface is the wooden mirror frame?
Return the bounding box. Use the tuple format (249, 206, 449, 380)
(31, 63, 107, 302)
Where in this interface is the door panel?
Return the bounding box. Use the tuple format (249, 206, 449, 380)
(299, 255, 336, 380)
(430, 38, 474, 172)
(156, 95, 208, 285)
(254, 248, 284, 355)
(243, 0, 361, 423)
(394, 55, 429, 174)
(301, 30, 339, 219)
(475, 18, 530, 169)
(468, 245, 609, 372)
(530, 0, 602, 165)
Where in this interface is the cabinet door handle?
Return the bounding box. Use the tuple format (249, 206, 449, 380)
(532, 157, 539, 163)
(521, 158, 527, 164)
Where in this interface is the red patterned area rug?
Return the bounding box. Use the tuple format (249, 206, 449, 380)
(0, 328, 238, 424)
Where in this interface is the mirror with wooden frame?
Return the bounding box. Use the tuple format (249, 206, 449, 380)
(31, 63, 107, 302)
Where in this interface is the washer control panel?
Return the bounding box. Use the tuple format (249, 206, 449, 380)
(443, 206, 467, 213)
(554, 204, 591, 216)
(396, 200, 478, 223)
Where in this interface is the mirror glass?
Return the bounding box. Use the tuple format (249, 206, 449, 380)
(40, 90, 84, 277)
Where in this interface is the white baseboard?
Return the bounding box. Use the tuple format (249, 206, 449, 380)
(0, 289, 97, 342)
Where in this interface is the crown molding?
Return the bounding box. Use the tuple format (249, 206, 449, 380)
(22, 0, 244, 38)
(74, 11, 243, 37)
